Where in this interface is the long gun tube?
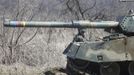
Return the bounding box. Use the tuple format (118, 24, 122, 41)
(4, 20, 119, 28)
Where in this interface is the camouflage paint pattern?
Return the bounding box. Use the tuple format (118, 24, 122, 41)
(66, 36, 134, 62)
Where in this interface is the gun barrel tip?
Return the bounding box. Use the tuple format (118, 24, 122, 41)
(3, 20, 10, 27)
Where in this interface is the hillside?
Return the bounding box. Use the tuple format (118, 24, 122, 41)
(0, 0, 134, 75)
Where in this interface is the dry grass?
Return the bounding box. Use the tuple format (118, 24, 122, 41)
(0, 63, 44, 75)
(0, 63, 67, 75)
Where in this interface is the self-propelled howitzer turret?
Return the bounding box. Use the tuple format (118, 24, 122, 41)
(4, 12, 134, 75)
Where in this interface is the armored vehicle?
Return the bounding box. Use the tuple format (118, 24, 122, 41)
(4, 10, 134, 75)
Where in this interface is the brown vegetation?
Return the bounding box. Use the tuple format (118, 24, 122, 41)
(0, 0, 133, 75)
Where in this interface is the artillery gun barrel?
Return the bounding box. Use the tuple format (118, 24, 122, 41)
(4, 20, 119, 28)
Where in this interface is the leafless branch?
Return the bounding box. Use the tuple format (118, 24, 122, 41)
(66, 0, 73, 12)
(47, 28, 52, 44)
(65, 0, 96, 20)
(12, 1, 27, 20)
(28, 0, 44, 21)
(82, 0, 96, 14)
(20, 5, 28, 20)
(19, 28, 39, 46)
(15, 28, 26, 45)
(75, 0, 84, 19)
(10, 29, 15, 45)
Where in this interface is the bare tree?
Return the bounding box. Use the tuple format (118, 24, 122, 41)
(0, 0, 41, 65)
